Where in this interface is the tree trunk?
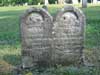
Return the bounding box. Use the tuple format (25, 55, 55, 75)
(44, 0, 49, 5)
(72, 0, 79, 4)
(82, 0, 87, 8)
(93, 0, 97, 4)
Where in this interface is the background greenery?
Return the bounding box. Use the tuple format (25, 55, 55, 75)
(0, 0, 94, 6)
(0, 4, 100, 75)
(0, 0, 57, 6)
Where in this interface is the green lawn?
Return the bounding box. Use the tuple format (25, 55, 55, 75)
(0, 4, 100, 74)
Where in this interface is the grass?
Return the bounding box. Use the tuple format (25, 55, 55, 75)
(0, 4, 100, 74)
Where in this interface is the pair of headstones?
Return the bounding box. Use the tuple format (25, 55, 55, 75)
(20, 6, 85, 69)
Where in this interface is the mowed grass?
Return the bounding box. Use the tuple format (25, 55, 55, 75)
(0, 4, 100, 72)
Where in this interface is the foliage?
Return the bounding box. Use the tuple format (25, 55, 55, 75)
(13, 66, 100, 75)
(0, 0, 44, 6)
(49, 0, 57, 4)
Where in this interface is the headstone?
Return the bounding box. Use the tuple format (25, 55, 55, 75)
(52, 6, 85, 66)
(20, 7, 53, 68)
(20, 6, 85, 69)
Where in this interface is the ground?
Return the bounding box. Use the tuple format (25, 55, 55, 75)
(0, 4, 100, 75)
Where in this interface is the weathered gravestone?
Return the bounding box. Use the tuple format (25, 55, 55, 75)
(52, 6, 85, 66)
(20, 7, 53, 68)
(20, 6, 85, 69)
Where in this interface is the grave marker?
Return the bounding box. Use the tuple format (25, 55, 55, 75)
(20, 6, 85, 69)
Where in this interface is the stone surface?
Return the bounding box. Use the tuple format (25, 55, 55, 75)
(20, 6, 85, 68)
(20, 7, 53, 68)
(52, 6, 85, 66)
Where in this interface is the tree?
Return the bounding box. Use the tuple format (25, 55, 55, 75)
(82, 0, 87, 8)
(49, 0, 57, 4)
(72, 0, 79, 4)
(44, 0, 49, 5)
(28, 0, 33, 5)
(93, 0, 97, 4)
(0, 0, 43, 6)
(65, 0, 72, 3)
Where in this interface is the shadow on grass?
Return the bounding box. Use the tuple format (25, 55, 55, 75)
(3, 54, 21, 66)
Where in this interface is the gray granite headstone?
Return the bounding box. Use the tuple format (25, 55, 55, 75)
(20, 6, 85, 68)
(52, 6, 85, 66)
(20, 7, 53, 68)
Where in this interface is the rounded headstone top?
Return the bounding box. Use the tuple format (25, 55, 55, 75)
(56, 6, 85, 24)
(20, 7, 53, 22)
